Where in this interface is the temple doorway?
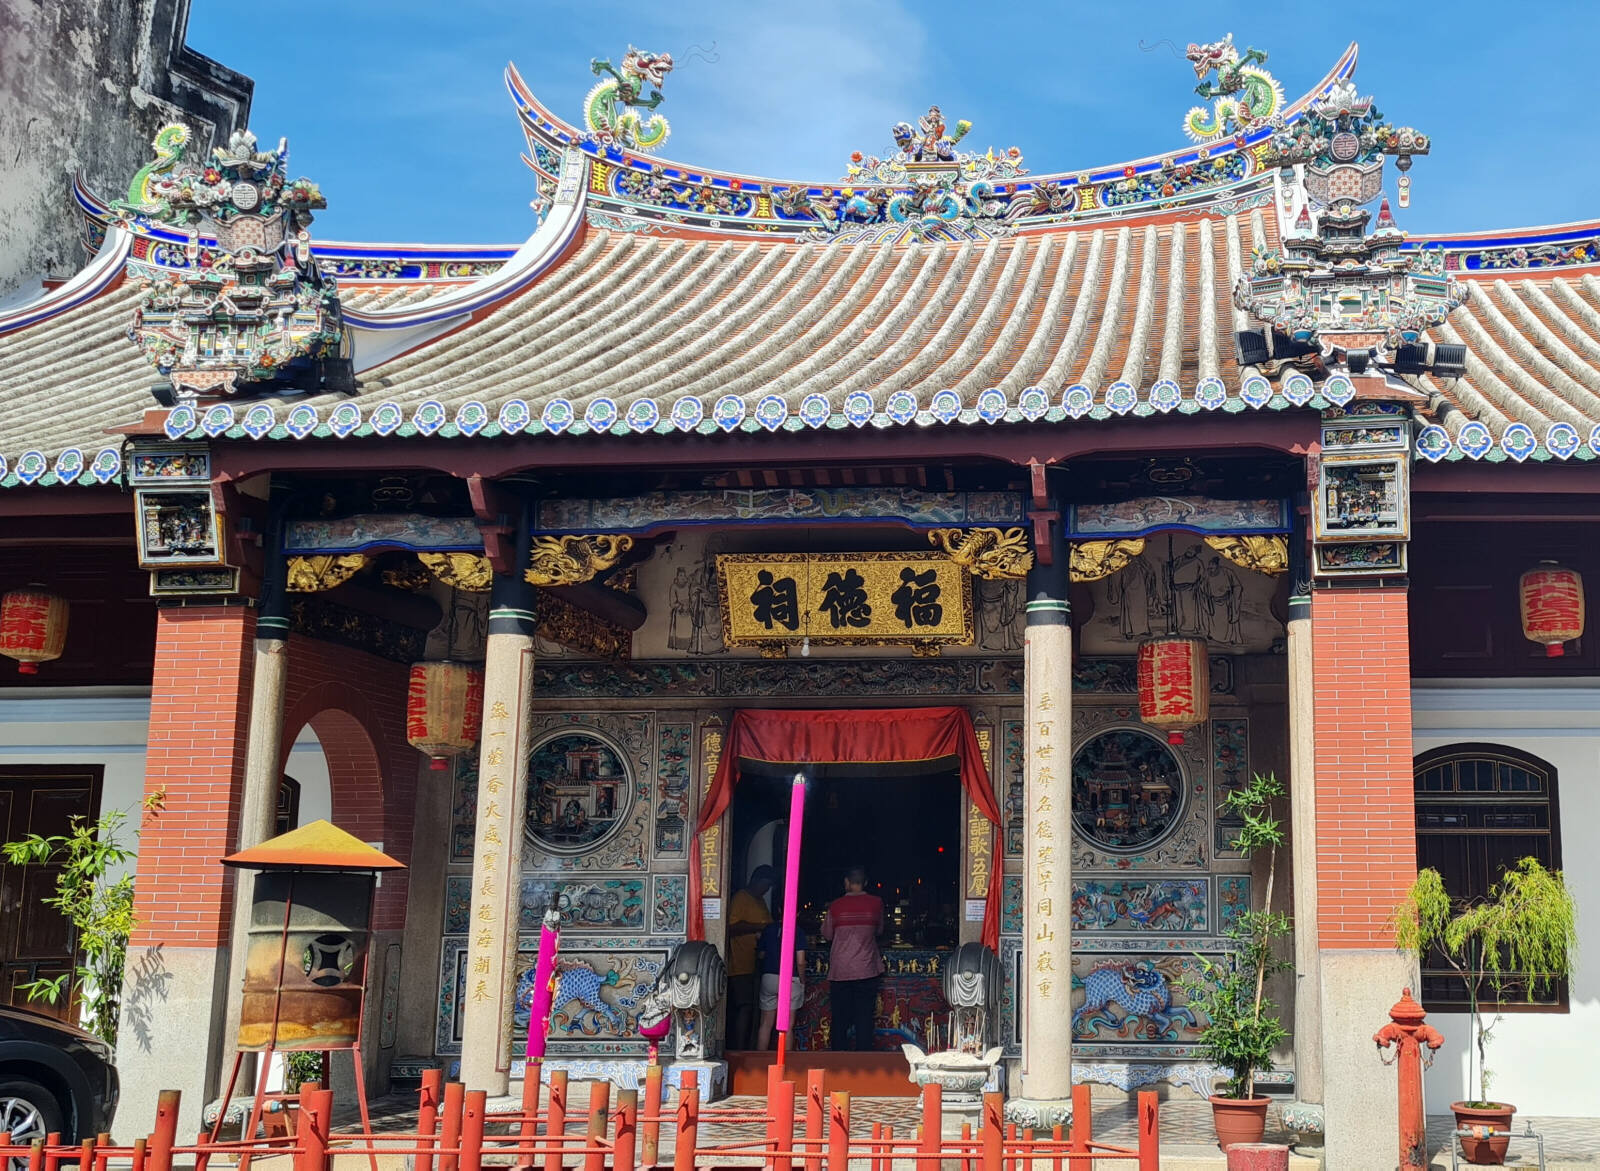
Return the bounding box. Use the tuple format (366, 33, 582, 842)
(726, 760, 962, 1056)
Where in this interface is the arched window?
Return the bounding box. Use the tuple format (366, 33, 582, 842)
(1413, 743, 1564, 1011)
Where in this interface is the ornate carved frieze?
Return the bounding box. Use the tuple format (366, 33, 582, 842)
(286, 554, 367, 593)
(1312, 404, 1412, 577)
(1201, 535, 1288, 576)
(1069, 539, 1147, 583)
(526, 535, 635, 587)
(928, 528, 1034, 581)
(420, 552, 494, 592)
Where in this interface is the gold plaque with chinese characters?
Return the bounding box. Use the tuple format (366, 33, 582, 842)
(715, 552, 973, 649)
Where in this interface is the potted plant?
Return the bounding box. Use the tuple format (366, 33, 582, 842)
(1180, 772, 1293, 1149)
(1393, 858, 1577, 1166)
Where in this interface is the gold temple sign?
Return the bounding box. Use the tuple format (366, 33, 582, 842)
(716, 553, 973, 648)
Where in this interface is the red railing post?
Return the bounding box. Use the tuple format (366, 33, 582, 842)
(771, 1077, 796, 1171)
(545, 1071, 569, 1171)
(614, 1088, 637, 1171)
(803, 1069, 825, 1171)
(440, 1082, 466, 1171)
(672, 1071, 699, 1171)
(1068, 1084, 1090, 1155)
(518, 1065, 542, 1171)
(641, 1064, 663, 1170)
(295, 1088, 333, 1171)
(460, 1091, 487, 1171)
(42, 1133, 60, 1171)
(980, 1094, 1002, 1171)
(869, 1122, 882, 1171)
(960, 1122, 973, 1171)
(826, 1092, 849, 1171)
(25, 1139, 43, 1171)
(919, 1085, 941, 1171)
(1136, 1091, 1158, 1171)
(417, 1069, 443, 1171)
(583, 1081, 610, 1171)
(1374, 987, 1445, 1171)
(148, 1092, 180, 1171)
(129, 1137, 146, 1171)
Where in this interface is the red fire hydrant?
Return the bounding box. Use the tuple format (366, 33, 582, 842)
(1374, 987, 1444, 1171)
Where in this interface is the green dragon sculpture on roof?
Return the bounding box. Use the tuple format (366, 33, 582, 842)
(583, 47, 674, 153)
(1183, 34, 1284, 143)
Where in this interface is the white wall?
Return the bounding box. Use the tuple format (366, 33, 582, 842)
(0, 687, 331, 879)
(1412, 681, 1600, 1117)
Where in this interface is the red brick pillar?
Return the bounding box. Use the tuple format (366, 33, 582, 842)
(119, 604, 257, 1138)
(1310, 585, 1416, 1167)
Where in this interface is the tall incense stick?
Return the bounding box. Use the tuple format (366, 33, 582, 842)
(525, 893, 562, 1067)
(774, 770, 807, 1067)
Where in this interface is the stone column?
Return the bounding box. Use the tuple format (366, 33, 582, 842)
(221, 510, 291, 1093)
(1285, 515, 1323, 1117)
(1007, 500, 1073, 1129)
(460, 509, 537, 1096)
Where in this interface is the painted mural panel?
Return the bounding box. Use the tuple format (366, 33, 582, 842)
(1069, 947, 1221, 1061)
(1001, 719, 1024, 856)
(651, 874, 687, 934)
(1211, 718, 1249, 855)
(1073, 879, 1209, 932)
(450, 755, 477, 863)
(1080, 532, 1283, 655)
(527, 731, 633, 855)
(1071, 709, 1209, 871)
(444, 876, 649, 934)
(655, 723, 691, 857)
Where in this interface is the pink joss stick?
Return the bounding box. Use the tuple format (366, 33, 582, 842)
(525, 897, 562, 1064)
(775, 771, 807, 1060)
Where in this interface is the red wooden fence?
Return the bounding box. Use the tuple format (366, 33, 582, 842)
(0, 1067, 1159, 1170)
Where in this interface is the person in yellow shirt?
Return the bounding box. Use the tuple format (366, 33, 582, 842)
(726, 865, 774, 1050)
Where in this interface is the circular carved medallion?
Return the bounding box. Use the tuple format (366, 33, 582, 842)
(525, 731, 633, 855)
(230, 180, 261, 211)
(1329, 130, 1361, 163)
(1071, 728, 1186, 853)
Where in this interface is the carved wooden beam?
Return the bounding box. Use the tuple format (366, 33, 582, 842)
(322, 578, 444, 632)
(466, 473, 520, 574)
(548, 582, 648, 632)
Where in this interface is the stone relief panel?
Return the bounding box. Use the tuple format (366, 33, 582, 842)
(1080, 533, 1283, 656)
(443, 875, 648, 933)
(651, 874, 687, 934)
(522, 714, 651, 873)
(526, 730, 634, 856)
(1211, 718, 1250, 856)
(436, 936, 675, 1056)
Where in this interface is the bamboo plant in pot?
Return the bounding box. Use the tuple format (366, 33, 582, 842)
(1180, 771, 1293, 1150)
(1393, 858, 1577, 1166)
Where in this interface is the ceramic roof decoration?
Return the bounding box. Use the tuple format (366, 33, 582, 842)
(1183, 34, 1285, 144)
(1235, 68, 1469, 367)
(1, 41, 1599, 486)
(117, 124, 344, 400)
(582, 47, 674, 154)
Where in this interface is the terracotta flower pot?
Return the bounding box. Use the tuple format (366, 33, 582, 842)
(1209, 1094, 1271, 1150)
(1453, 1101, 1515, 1165)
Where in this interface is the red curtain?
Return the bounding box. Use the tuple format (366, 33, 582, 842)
(687, 706, 1003, 949)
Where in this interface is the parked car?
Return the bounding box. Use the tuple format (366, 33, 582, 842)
(0, 1006, 118, 1163)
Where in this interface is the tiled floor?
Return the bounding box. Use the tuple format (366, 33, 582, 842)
(334, 1087, 1600, 1166)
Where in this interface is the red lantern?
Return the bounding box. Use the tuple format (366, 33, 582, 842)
(1519, 562, 1585, 658)
(0, 587, 69, 675)
(1137, 637, 1210, 745)
(406, 661, 484, 770)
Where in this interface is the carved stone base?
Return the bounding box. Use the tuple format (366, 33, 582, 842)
(506, 1057, 729, 1103)
(1279, 1100, 1325, 1150)
(1002, 1096, 1073, 1129)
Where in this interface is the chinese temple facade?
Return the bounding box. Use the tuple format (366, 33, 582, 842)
(0, 38, 1596, 1168)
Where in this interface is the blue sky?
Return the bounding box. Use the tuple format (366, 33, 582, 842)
(187, 0, 1599, 244)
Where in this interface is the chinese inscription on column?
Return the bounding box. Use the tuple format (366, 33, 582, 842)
(699, 725, 724, 898)
(1029, 689, 1069, 1004)
(967, 725, 994, 899)
(467, 699, 514, 1006)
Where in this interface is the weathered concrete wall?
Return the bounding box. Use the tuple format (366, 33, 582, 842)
(0, 0, 252, 295)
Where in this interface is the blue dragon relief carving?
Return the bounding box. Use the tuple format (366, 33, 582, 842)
(1073, 961, 1199, 1041)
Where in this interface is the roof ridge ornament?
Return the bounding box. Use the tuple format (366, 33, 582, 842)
(583, 47, 674, 153)
(1183, 34, 1284, 144)
(117, 124, 345, 403)
(1233, 69, 1468, 379)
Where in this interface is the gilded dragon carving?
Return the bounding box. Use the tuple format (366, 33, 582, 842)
(928, 527, 1034, 581)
